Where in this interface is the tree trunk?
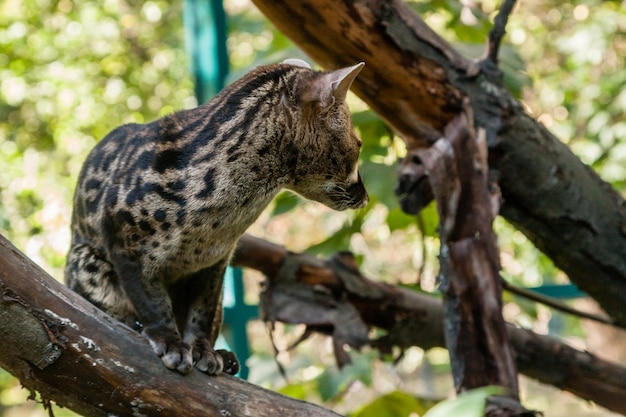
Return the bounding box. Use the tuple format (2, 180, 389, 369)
(0, 234, 340, 417)
(251, 0, 626, 327)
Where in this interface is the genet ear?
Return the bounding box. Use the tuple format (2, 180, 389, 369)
(302, 62, 365, 107)
(328, 62, 364, 102)
(282, 58, 312, 69)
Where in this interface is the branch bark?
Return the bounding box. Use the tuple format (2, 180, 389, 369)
(232, 234, 626, 415)
(0, 234, 340, 417)
(251, 0, 626, 327)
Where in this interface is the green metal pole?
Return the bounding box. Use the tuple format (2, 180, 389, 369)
(183, 0, 229, 103)
(183, 0, 255, 380)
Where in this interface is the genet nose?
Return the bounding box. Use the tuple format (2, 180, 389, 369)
(346, 178, 368, 209)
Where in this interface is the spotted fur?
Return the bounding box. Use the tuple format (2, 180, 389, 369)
(65, 60, 368, 375)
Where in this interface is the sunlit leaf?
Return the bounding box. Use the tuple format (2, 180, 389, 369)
(423, 386, 503, 417)
(278, 380, 317, 401)
(306, 213, 366, 256)
(351, 391, 431, 417)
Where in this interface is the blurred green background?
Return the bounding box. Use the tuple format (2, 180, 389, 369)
(1, 0, 625, 416)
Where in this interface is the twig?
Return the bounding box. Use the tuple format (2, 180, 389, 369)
(485, 0, 518, 65)
(266, 322, 288, 381)
(502, 280, 616, 327)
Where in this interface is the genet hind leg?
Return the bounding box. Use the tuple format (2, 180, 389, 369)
(65, 243, 139, 329)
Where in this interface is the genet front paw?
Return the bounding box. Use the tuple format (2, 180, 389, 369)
(145, 332, 194, 374)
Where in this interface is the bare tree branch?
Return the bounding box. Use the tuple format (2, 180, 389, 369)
(502, 281, 616, 326)
(397, 153, 618, 329)
(484, 0, 518, 66)
(232, 234, 626, 415)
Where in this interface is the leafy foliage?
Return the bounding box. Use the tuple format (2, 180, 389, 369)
(0, 0, 195, 279)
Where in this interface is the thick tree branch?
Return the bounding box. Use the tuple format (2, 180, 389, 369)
(251, 0, 626, 327)
(232, 234, 626, 415)
(0, 234, 340, 417)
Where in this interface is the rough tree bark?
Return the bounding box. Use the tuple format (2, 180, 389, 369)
(413, 110, 529, 415)
(0, 234, 341, 417)
(251, 0, 626, 327)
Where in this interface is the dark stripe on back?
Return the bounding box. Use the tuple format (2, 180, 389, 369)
(189, 66, 296, 152)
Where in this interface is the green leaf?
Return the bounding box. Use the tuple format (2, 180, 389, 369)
(278, 380, 316, 401)
(423, 386, 503, 417)
(351, 391, 431, 417)
(386, 206, 416, 231)
(270, 191, 300, 217)
(359, 161, 399, 210)
(316, 354, 373, 401)
(316, 368, 345, 402)
(416, 200, 440, 237)
(306, 211, 366, 255)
